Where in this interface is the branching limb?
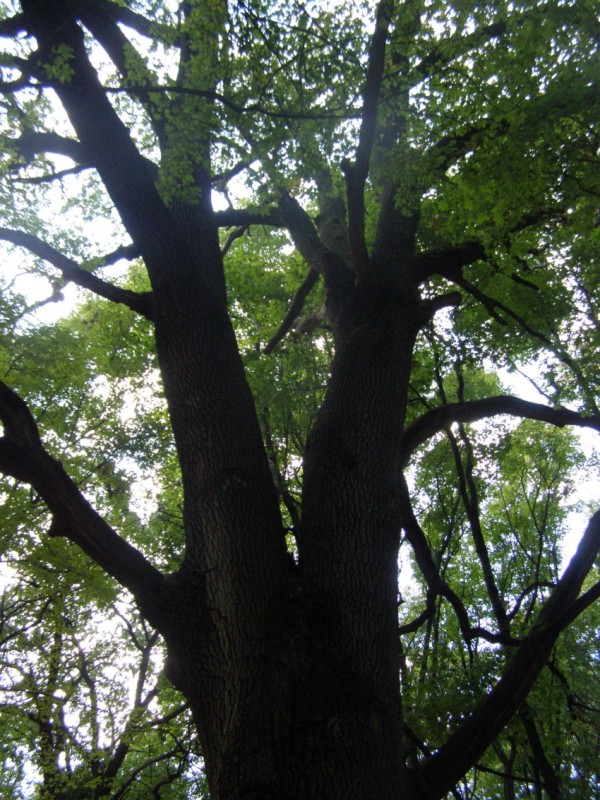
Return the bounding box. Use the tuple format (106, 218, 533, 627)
(11, 128, 158, 180)
(401, 395, 600, 464)
(103, 1, 175, 44)
(414, 510, 600, 800)
(20, 1, 179, 276)
(0, 227, 153, 319)
(78, 1, 167, 142)
(11, 130, 89, 165)
(398, 477, 474, 648)
(413, 240, 486, 283)
(0, 382, 164, 618)
(342, 0, 394, 277)
(278, 191, 354, 323)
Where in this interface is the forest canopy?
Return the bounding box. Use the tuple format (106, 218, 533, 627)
(0, 0, 598, 798)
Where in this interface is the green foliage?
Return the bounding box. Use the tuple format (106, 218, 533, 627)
(0, 0, 598, 796)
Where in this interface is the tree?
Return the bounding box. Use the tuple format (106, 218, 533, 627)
(0, 0, 598, 797)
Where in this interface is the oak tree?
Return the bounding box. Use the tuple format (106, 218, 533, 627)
(0, 0, 599, 797)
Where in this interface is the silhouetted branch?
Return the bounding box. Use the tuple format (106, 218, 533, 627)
(0, 383, 164, 615)
(401, 396, 600, 463)
(0, 227, 153, 319)
(342, 0, 394, 277)
(264, 268, 320, 353)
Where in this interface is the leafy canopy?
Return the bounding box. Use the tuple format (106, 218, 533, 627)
(0, 0, 598, 797)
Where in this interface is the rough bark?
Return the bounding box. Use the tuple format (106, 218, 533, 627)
(1, 2, 598, 799)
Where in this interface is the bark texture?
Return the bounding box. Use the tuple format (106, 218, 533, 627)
(0, 2, 598, 799)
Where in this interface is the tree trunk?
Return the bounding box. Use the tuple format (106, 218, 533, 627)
(153, 276, 423, 800)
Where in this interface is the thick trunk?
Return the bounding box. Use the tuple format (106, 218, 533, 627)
(157, 282, 424, 800)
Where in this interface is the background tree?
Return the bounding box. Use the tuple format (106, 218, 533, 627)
(0, 0, 598, 798)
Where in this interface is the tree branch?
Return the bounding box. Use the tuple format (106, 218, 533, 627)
(412, 20, 507, 84)
(342, 0, 394, 277)
(413, 240, 486, 283)
(277, 191, 354, 322)
(103, 1, 175, 44)
(398, 477, 474, 648)
(263, 268, 320, 354)
(0, 383, 164, 618)
(78, 1, 167, 142)
(0, 13, 27, 37)
(401, 396, 600, 464)
(415, 510, 600, 800)
(214, 207, 283, 228)
(20, 1, 181, 279)
(0, 227, 153, 318)
(12, 130, 89, 165)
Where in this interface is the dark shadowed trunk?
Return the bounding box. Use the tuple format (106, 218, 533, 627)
(0, 2, 598, 799)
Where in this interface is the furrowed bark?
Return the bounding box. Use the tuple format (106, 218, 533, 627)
(295, 278, 425, 797)
(20, 5, 292, 795)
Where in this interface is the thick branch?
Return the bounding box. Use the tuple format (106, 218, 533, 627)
(214, 207, 283, 228)
(20, 0, 182, 280)
(416, 510, 600, 800)
(401, 396, 600, 463)
(0, 382, 164, 616)
(13, 130, 89, 164)
(278, 191, 330, 272)
(78, 1, 167, 142)
(95, 242, 141, 268)
(103, 1, 175, 44)
(0, 13, 27, 36)
(342, 0, 394, 277)
(278, 191, 354, 321)
(413, 240, 486, 283)
(0, 227, 153, 318)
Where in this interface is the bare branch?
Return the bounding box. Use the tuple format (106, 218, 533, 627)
(401, 395, 600, 463)
(0, 227, 153, 319)
(0, 383, 164, 615)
